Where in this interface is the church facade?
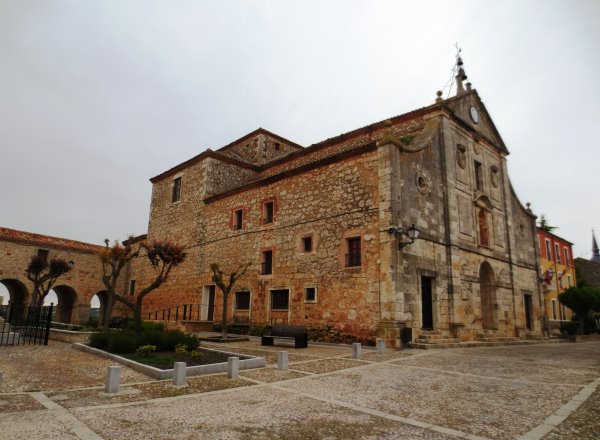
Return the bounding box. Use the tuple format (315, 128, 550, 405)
(129, 84, 543, 347)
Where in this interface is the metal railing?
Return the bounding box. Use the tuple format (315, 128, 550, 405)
(0, 304, 54, 346)
(147, 303, 204, 322)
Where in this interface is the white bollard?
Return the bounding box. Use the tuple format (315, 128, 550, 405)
(277, 351, 288, 371)
(105, 366, 121, 394)
(227, 357, 239, 379)
(352, 342, 362, 360)
(376, 338, 386, 355)
(173, 362, 187, 386)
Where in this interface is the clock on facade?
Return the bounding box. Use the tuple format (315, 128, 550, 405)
(470, 106, 479, 124)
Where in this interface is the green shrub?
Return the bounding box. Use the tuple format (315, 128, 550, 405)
(89, 330, 112, 350)
(138, 330, 166, 348)
(143, 321, 164, 331)
(174, 343, 188, 355)
(136, 344, 157, 356)
(107, 330, 138, 353)
(190, 349, 203, 359)
(560, 321, 581, 336)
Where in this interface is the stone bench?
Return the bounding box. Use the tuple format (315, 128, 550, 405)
(261, 325, 308, 349)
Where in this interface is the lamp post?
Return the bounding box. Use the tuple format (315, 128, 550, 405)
(388, 224, 420, 249)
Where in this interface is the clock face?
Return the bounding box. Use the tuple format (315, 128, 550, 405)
(470, 106, 479, 124)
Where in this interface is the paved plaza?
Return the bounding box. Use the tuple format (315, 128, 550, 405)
(0, 339, 599, 439)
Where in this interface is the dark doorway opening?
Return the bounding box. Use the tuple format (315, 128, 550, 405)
(421, 276, 433, 330)
(524, 294, 533, 331)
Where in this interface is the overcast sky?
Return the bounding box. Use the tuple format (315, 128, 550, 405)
(1, 0, 599, 261)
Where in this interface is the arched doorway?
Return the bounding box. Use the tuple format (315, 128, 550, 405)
(52, 285, 77, 324)
(479, 262, 497, 330)
(91, 291, 108, 327)
(0, 278, 30, 320)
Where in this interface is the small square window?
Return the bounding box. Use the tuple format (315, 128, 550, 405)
(271, 289, 289, 310)
(261, 250, 273, 275)
(235, 291, 250, 310)
(233, 209, 243, 230)
(305, 287, 317, 303)
(263, 201, 274, 224)
(129, 280, 136, 296)
(345, 237, 361, 267)
(302, 236, 313, 253)
(274, 142, 281, 151)
(172, 177, 182, 203)
(37, 249, 49, 263)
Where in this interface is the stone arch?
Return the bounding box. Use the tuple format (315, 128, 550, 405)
(52, 285, 77, 324)
(0, 278, 30, 306)
(479, 262, 497, 330)
(91, 290, 108, 326)
(0, 278, 30, 321)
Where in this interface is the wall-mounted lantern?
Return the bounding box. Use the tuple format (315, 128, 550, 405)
(388, 224, 420, 249)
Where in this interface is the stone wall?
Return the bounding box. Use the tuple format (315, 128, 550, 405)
(0, 235, 108, 324)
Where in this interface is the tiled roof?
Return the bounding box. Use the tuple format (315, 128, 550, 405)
(0, 227, 103, 253)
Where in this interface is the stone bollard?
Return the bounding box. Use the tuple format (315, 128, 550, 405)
(173, 362, 187, 386)
(227, 357, 239, 379)
(352, 342, 362, 360)
(105, 366, 121, 394)
(277, 351, 288, 371)
(376, 338, 386, 355)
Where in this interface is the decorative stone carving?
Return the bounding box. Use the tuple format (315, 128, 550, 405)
(490, 165, 499, 188)
(415, 171, 429, 194)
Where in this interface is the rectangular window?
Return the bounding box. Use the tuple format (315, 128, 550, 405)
(233, 209, 243, 230)
(474, 161, 483, 191)
(172, 177, 182, 203)
(235, 291, 250, 310)
(129, 280, 136, 296)
(263, 201, 274, 224)
(545, 239, 552, 261)
(305, 287, 317, 303)
(555, 243, 561, 264)
(37, 249, 49, 263)
(302, 236, 313, 253)
(551, 299, 558, 320)
(261, 250, 273, 275)
(345, 237, 361, 267)
(564, 248, 570, 267)
(271, 289, 289, 310)
(561, 304, 567, 321)
(567, 275, 572, 287)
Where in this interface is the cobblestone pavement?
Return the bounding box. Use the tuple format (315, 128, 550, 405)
(0, 340, 598, 439)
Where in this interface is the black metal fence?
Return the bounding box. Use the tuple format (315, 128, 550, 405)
(147, 303, 203, 322)
(0, 304, 54, 346)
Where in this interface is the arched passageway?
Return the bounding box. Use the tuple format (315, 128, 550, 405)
(479, 262, 497, 330)
(52, 285, 77, 324)
(90, 290, 107, 326)
(0, 278, 30, 320)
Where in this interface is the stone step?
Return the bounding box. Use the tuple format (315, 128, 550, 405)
(410, 338, 570, 350)
(475, 337, 520, 342)
(0, 332, 21, 345)
(415, 337, 461, 344)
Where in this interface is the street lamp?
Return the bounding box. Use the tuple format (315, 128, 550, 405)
(388, 224, 420, 249)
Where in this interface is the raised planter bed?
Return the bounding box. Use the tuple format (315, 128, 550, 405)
(49, 328, 96, 344)
(198, 336, 250, 343)
(72, 343, 266, 380)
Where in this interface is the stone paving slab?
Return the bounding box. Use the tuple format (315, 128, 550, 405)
(0, 341, 150, 392)
(73, 386, 462, 440)
(544, 384, 600, 439)
(47, 375, 252, 408)
(289, 358, 368, 374)
(0, 393, 46, 413)
(394, 351, 598, 385)
(280, 362, 578, 439)
(240, 367, 309, 383)
(0, 411, 80, 439)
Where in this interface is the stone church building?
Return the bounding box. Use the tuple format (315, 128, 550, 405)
(128, 79, 543, 347)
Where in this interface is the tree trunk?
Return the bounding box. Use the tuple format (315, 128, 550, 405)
(102, 295, 115, 329)
(134, 302, 143, 335)
(222, 289, 229, 340)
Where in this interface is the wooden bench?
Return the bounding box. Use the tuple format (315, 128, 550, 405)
(261, 325, 308, 349)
